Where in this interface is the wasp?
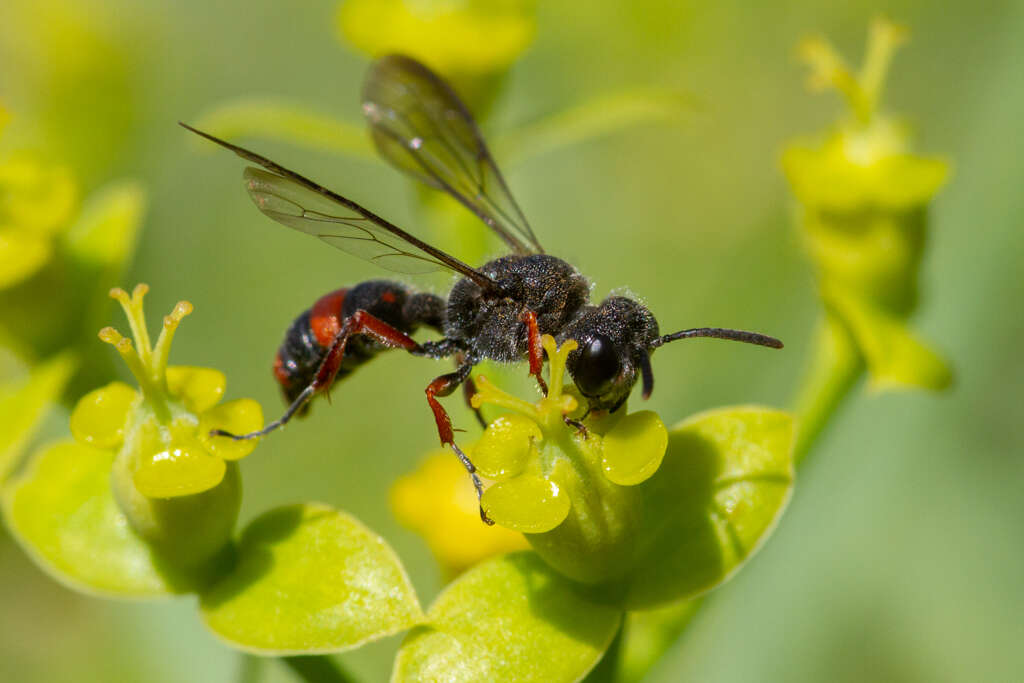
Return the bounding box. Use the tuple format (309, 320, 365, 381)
(181, 55, 782, 523)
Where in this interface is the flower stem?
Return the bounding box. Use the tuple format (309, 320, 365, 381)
(281, 655, 357, 683)
(792, 314, 863, 464)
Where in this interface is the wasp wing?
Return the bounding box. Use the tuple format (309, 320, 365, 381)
(362, 54, 543, 255)
(180, 123, 496, 288)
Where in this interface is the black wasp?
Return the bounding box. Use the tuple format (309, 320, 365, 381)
(181, 55, 782, 523)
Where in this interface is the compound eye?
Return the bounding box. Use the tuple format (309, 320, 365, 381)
(573, 334, 621, 396)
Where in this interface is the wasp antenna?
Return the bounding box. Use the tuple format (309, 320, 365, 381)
(640, 352, 655, 399)
(651, 327, 784, 350)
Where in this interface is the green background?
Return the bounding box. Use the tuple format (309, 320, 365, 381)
(1, 0, 1021, 681)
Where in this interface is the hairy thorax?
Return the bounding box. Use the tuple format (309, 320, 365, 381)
(446, 254, 590, 362)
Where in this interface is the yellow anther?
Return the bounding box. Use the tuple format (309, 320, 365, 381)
(98, 326, 125, 345)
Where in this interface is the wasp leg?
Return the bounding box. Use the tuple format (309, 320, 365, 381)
(425, 360, 493, 524)
(213, 310, 430, 441)
(521, 309, 548, 395)
(563, 415, 589, 439)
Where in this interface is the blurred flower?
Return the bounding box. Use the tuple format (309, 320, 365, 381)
(0, 112, 79, 289)
(391, 449, 528, 577)
(782, 18, 952, 391)
(337, 0, 536, 106)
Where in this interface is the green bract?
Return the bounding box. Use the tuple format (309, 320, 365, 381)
(782, 18, 951, 392)
(3, 440, 186, 597)
(0, 351, 76, 482)
(394, 552, 621, 683)
(201, 504, 423, 654)
(468, 336, 795, 609)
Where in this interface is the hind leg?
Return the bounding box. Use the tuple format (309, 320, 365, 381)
(213, 310, 435, 440)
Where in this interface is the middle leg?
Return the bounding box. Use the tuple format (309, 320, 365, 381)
(424, 359, 493, 524)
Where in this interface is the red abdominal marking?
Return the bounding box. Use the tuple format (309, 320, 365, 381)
(310, 288, 349, 347)
(272, 351, 289, 385)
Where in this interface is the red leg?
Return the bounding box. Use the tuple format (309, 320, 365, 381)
(212, 310, 422, 442)
(521, 309, 548, 395)
(314, 310, 419, 390)
(426, 373, 460, 446)
(425, 362, 493, 524)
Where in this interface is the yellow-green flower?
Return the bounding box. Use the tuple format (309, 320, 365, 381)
(65, 284, 262, 571)
(782, 18, 951, 392)
(0, 109, 79, 289)
(71, 284, 263, 499)
(391, 449, 529, 577)
(470, 335, 668, 535)
(337, 0, 535, 81)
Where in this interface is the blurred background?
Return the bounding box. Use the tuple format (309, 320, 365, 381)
(1, 0, 1021, 681)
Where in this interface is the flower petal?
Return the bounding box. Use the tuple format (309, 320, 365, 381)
(601, 410, 668, 485)
(166, 365, 225, 412)
(198, 398, 264, 461)
(132, 434, 226, 498)
(481, 474, 570, 534)
(69, 381, 138, 449)
(471, 414, 541, 480)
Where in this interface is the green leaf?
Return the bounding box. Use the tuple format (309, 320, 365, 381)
(824, 287, 952, 391)
(2, 440, 181, 598)
(393, 552, 622, 683)
(0, 352, 77, 482)
(201, 503, 422, 654)
(496, 89, 695, 166)
(190, 98, 373, 160)
(607, 407, 795, 609)
(64, 179, 146, 269)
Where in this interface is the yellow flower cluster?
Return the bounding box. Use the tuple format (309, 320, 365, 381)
(782, 18, 951, 391)
(0, 106, 79, 290)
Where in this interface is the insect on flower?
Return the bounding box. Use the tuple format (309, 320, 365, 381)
(180, 55, 783, 522)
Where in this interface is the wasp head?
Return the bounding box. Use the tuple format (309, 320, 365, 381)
(559, 296, 659, 413)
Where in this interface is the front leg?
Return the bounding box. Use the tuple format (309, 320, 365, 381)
(521, 309, 548, 395)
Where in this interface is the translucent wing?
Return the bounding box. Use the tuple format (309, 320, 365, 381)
(362, 54, 543, 255)
(180, 123, 496, 289)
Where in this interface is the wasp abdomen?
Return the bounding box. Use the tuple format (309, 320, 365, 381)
(273, 281, 445, 408)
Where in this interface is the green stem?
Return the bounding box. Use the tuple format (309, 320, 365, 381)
(281, 655, 357, 683)
(191, 97, 374, 161)
(791, 314, 864, 465)
(236, 654, 264, 683)
(583, 618, 625, 682)
(494, 88, 695, 166)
